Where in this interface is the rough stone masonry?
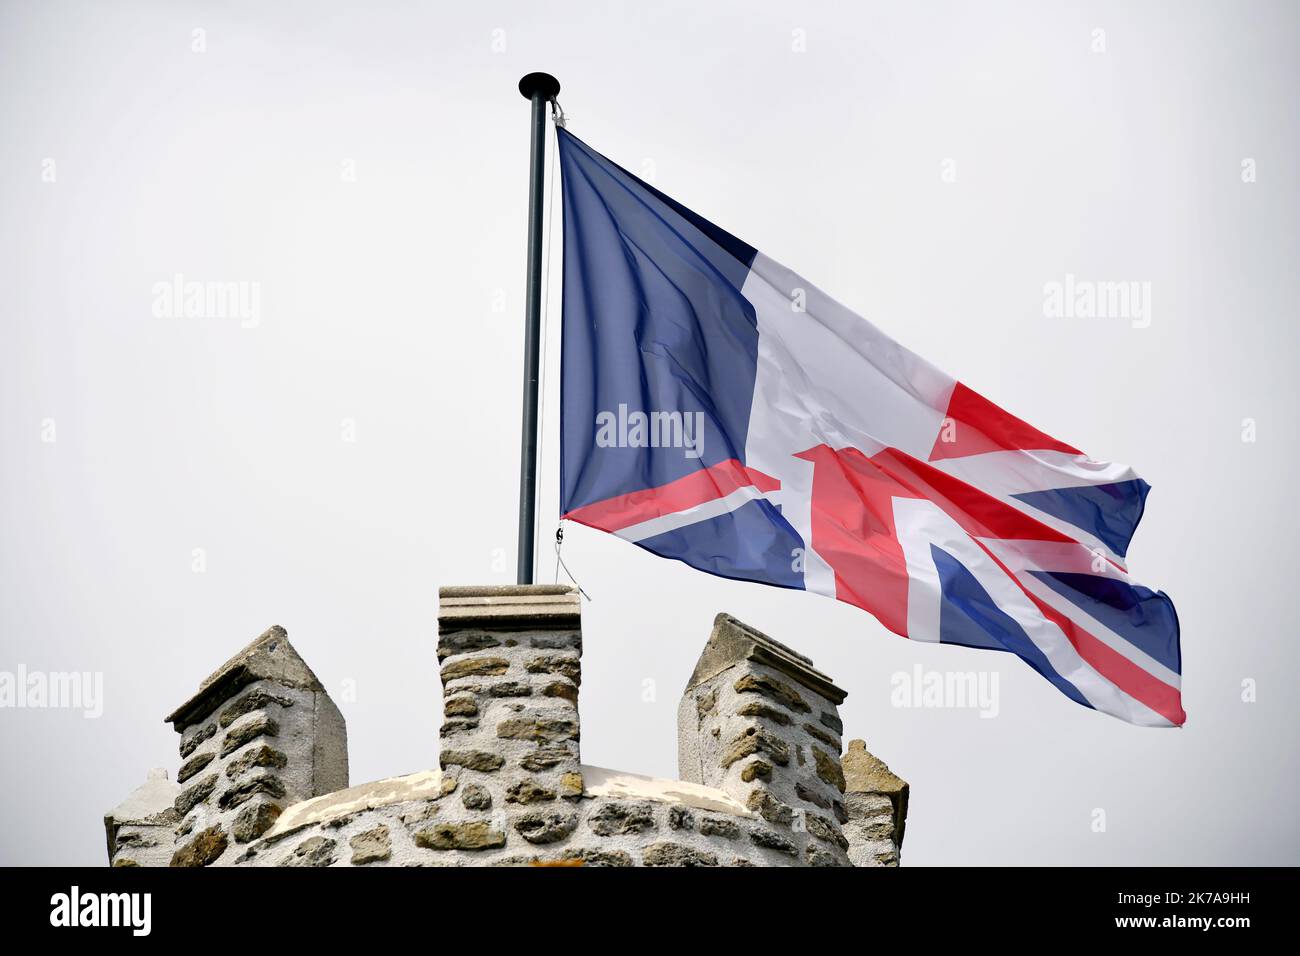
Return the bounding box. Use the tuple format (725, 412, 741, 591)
(104, 585, 908, 867)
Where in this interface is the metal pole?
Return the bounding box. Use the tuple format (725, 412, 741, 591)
(516, 72, 560, 585)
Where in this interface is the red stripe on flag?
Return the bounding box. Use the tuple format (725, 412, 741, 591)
(796, 444, 912, 637)
(562, 459, 780, 533)
(873, 447, 1077, 543)
(794, 443, 1075, 638)
(797, 442, 1183, 725)
(928, 382, 1082, 462)
(974, 540, 1186, 726)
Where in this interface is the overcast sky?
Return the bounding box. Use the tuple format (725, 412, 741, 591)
(1, 0, 1297, 865)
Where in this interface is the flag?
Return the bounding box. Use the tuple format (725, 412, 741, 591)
(556, 129, 1183, 727)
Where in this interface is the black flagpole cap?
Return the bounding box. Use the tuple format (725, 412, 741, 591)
(518, 72, 561, 101)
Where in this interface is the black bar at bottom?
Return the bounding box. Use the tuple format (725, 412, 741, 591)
(0, 865, 1282, 940)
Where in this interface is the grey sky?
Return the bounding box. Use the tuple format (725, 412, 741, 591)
(1, 0, 1297, 865)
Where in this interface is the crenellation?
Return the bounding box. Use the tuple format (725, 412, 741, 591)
(676, 613, 859, 864)
(422, 586, 588, 866)
(103, 768, 180, 868)
(158, 627, 348, 866)
(104, 587, 908, 867)
(842, 738, 909, 866)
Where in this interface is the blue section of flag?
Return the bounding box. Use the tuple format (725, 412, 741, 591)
(1012, 479, 1151, 558)
(932, 545, 1092, 709)
(1028, 570, 1181, 674)
(636, 499, 807, 590)
(557, 129, 762, 514)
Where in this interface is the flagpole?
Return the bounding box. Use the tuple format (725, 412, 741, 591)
(516, 72, 561, 585)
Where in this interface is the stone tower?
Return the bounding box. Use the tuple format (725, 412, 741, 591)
(103, 587, 908, 866)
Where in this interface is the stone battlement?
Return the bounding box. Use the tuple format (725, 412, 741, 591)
(104, 585, 908, 867)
